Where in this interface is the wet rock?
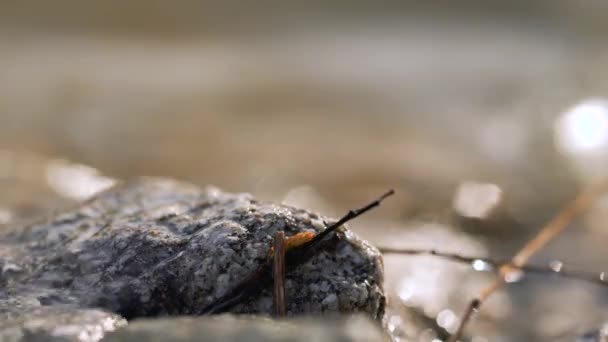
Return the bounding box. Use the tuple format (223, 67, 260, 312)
(0, 178, 385, 340)
(105, 314, 385, 342)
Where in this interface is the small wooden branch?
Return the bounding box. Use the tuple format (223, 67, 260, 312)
(299, 189, 395, 251)
(200, 189, 395, 314)
(273, 231, 286, 317)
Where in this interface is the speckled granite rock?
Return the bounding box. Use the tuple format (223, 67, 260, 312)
(0, 178, 385, 341)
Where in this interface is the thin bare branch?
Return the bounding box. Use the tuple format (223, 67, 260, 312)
(273, 231, 286, 317)
(448, 180, 608, 342)
(201, 189, 395, 314)
(512, 181, 608, 267)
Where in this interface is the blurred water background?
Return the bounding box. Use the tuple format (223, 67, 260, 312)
(2, 1, 608, 341)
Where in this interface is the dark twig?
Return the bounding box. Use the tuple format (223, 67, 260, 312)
(273, 231, 286, 317)
(200, 189, 395, 314)
(450, 299, 480, 342)
(300, 189, 395, 251)
(378, 248, 608, 287)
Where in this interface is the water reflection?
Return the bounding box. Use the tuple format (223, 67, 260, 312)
(398, 282, 415, 303)
(555, 99, 608, 154)
(387, 315, 403, 333)
(504, 269, 524, 283)
(0, 208, 12, 224)
(45, 160, 116, 200)
(549, 260, 563, 273)
(472, 259, 494, 272)
(471, 337, 489, 342)
(436, 309, 457, 333)
(453, 181, 502, 219)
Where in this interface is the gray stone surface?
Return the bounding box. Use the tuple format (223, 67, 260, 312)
(0, 178, 385, 341)
(104, 314, 385, 342)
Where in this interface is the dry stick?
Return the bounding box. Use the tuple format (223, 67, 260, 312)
(200, 189, 395, 314)
(378, 248, 608, 287)
(299, 189, 396, 251)
(448, 180, 608, 342)
(273, 231, 287, 317)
